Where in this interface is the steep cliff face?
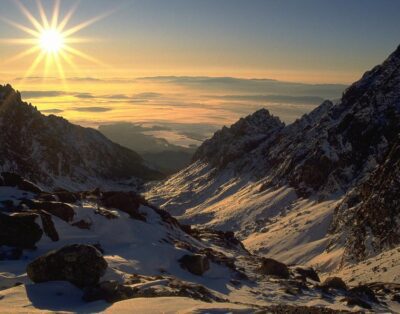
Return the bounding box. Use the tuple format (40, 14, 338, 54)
(329, 138, 400, 263)
(0, 85, 162, 189)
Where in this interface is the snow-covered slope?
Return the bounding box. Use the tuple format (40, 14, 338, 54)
(147, 45, 400, 279)
(0, 85, 162, 190)
(2, 179, 396, 312)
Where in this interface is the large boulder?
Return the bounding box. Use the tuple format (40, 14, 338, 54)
(27, 244, 108, 287)
(259, 258, 290, 279)
(29, 201, 75, 222)
(179, 254, 210, 276)
(101, 191, 146, 221)
(321, 277, 347, 291)
(0, 212, 42, 248)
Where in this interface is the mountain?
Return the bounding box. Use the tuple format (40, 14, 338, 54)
(0, 85, 162, 190)
(147, 45, 400, 276)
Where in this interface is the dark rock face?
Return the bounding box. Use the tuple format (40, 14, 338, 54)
(259, 258, 290, 279)
(321, 277, 347, 291)
(330, 139, 400, 262)
(179, 254, 210, 276)
(0, 85, 163, 189)
(0, 212, 42, 248)
(101, 191, 146, 221)
(27, 244, 107, 287)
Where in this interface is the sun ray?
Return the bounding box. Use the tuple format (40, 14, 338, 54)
(15, 0, 44, 32)
(63, 46, 106, 67)
(0, 38, 38, 45)
(0, 1, 111, 81)
(51, 0, 61, 29)
(57, 1, 80, 32)
(22, 51, 46, 82)
(4, 46, 40, 64)
(62, 10, 114, 37)
(36, 0, 50, 29)
(0, 17, 40, 37)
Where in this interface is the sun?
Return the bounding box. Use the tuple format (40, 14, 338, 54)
(0, 0, 112, 83)
(39, 29, 64, 53)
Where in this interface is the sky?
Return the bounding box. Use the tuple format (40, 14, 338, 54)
(0, 0, 399, 146)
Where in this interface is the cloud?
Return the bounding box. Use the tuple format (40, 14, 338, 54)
(215, 94, 325, 104)
(137, 76, 347, 99)
(41, 108, 64, 114)
(71, 106, 112, 112)
(21, 91, 67, 98)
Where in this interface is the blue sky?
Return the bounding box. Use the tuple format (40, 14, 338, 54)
(0, 0, 399, 83)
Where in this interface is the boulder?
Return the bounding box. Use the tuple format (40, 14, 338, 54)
(179, 254, 210, 276)
(39, 211, 59, 241)
(29, 201, 75, 222)
(101, 191, 146, 221)
(54, 191, 80, 203)
(259, 258, 290, 279)
(27, 244, 107, 287)
(0, 172, 41, 193)
(294, 266, 320, 282)
(321, 277, 347, 291)
(0, 212, 42, 248)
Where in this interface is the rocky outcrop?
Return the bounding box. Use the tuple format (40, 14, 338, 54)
(27, 244, 107, 287)
(259, 258, 290, 279)
(321, 277, 347, 291)
(179, 254, 210, 276)
(101, 191, 146, 221)
(0, 212, 42, 248)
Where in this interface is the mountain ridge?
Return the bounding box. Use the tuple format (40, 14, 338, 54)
(0, 84, 163, 190)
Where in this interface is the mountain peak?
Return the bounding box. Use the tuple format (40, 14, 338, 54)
(193, 108, 284, 168)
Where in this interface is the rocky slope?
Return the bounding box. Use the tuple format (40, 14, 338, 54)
(0, 174, 398, 312)
(147, 45, 400, 273)
(0, 84, 162, 190)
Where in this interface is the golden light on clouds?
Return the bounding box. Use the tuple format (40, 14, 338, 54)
(0, 0, 110, 83)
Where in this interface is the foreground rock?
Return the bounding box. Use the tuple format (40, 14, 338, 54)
(179, 254, 210, 276)
(259, 258, 290, 279)
(0, 212, 42, 248)
(27, 244, 107, 287)
(321, 277, 347, 291)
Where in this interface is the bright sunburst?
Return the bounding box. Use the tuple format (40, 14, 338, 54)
(39, 29, 64, 53)
(0, 0, 111, 83)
